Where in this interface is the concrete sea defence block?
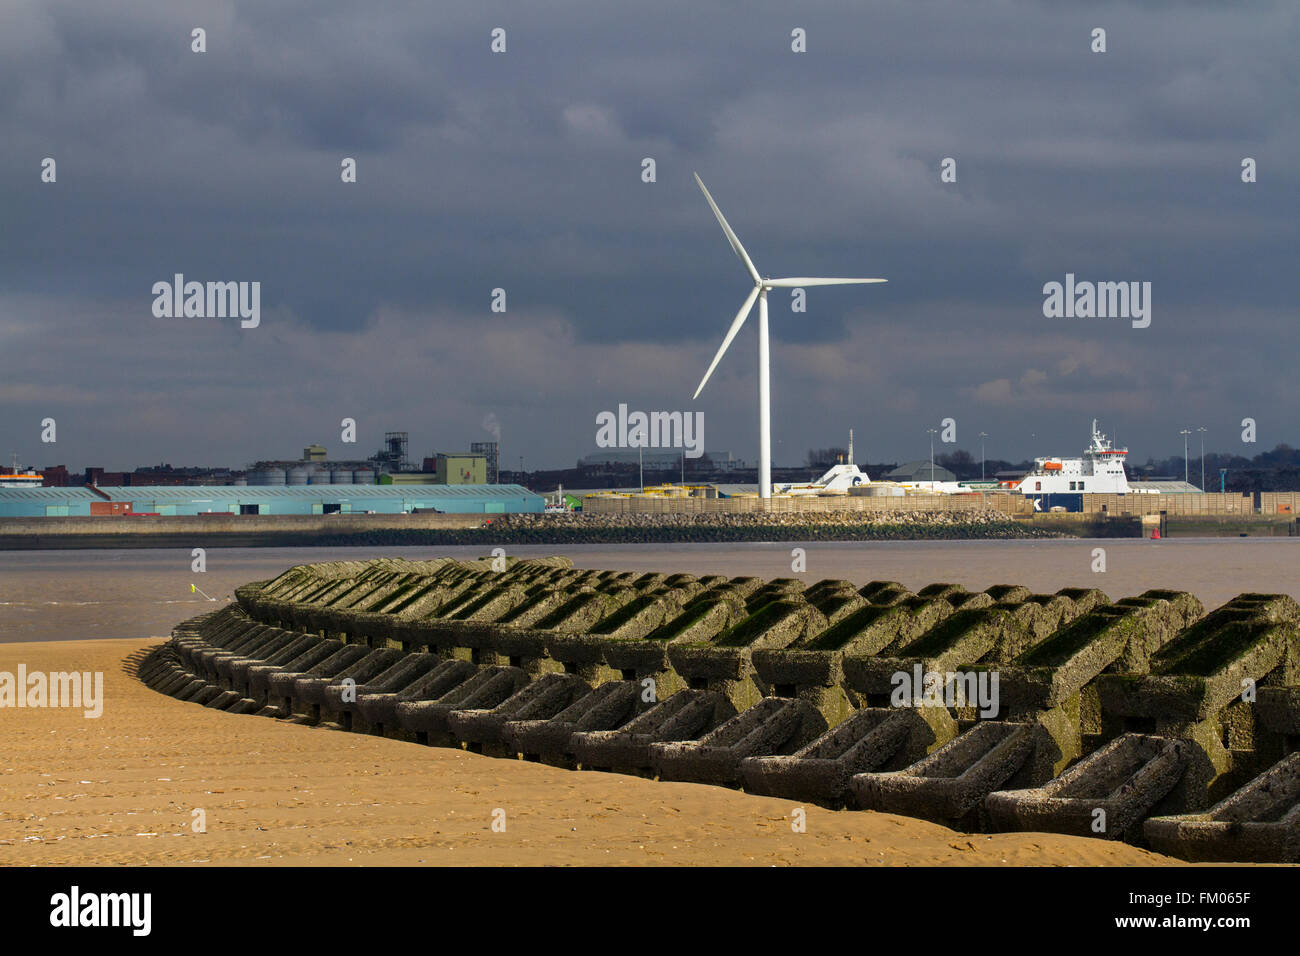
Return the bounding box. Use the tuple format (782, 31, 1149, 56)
(997, 597, 1191, 712)
(1255, 686, 1300, 735)
(1096, 615, 1296, 722)
(739, 707, 926, 806)
(393, 665, 526, 743)
(355, 658, 478, 734)
(851, 721, 1035, 827)
(666, 600, 830, 688)
(650, 697, 828, 787)
(295, 647, 405, 715)
(986, 733, 1190, 841)
(321, 650, 442, 722)
(245, 638, 345, 702)
(842, 607, 1024, 699)
(266, 644, 372, 715)
(503, 680, 642, 766)
(859, 581, 913, 605)
(447, 672, 591, 755)
(800, 597, 953, 660)
(570, 690, 736, 774)
(1143, 752, 1300, 862)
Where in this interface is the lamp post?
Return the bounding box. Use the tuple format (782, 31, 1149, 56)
(979, 432, 989, 482)
(927, 428, 938, 488)
(1179, 429, 1191, 484)
(1197, 427, 1206, 491)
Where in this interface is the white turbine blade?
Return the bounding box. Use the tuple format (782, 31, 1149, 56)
(693, 285, 760, 400)
(694, 172, 761, 285)
(765, 277, 888, 287)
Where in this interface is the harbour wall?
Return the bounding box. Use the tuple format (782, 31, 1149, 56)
(0, 513, 490, 550)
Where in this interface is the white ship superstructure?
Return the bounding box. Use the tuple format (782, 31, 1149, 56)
(1014, 420, 1156, 510)
(0, 454, 43, 489)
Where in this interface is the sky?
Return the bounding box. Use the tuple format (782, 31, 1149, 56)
(2, 0, 1297, 472)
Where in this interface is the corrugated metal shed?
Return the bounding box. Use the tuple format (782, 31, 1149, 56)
(0, 484, 544, 517)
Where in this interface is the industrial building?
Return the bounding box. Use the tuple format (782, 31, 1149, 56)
(0, 484, 543, 517)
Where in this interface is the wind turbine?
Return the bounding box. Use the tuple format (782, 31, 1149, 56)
(691, 172, 886, 498)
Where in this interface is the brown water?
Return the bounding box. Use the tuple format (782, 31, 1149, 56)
(1, 539, 1296, 644)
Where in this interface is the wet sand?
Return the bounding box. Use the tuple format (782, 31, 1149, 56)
(1, 637, 1175, 866)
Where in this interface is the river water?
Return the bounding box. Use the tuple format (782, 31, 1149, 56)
(1, 539, 1296, 644)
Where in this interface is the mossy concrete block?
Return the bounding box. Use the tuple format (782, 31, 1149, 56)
(667, 601, 829, 685)
(996, 595, 1078, 658)
(276, 644, 377, 717)
(744, 577, 807, 612)
(215, 631, 308, 685)
(998, 602, 1175, 712)
(393, 665, 526, 742)
(503, 680, 641, 766)
(1256, 686, 1300, 734)
(570, 690, 735, 774)
(1144, 753, 1300, 862)
(245, 639, 345, 703)
(915, 583, 967, 603)
(1054, 587, 1110, 616)
(804, 598, 953, 659)
(843, 608, 1018, 697)
(447, 672, 591, 755)
(859, 581, 913, 606)
(1097, 621, 1294, 721)
(739, 707, 923, 806)
(1028, 695, 1084, 782)
(650, 697, 828, 787)
(294, 648, 405, 710)
(986, 734, 1190, 841)
(751, 647, 843, 689)
(322, 650, 441, 719)
(984, 584, 1032, 603)
(355, 658, 477, 734)
(852, 721, 1035, 826)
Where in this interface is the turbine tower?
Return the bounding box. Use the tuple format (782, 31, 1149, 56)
(691, 173, 886, 498)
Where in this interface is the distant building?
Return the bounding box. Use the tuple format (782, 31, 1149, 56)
(883, 460, 957, 483)
(0, 484, 543, 517)
(432, 453, 488, 485)
(303, 444, 328, 462)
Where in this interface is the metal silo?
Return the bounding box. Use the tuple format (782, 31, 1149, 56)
(352, 469, 376, 485)
(250, 467, 285, 486)
(287, 467, 309, 486)
(330, 469, 354, 484)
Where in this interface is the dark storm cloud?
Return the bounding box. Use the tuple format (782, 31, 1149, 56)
(0, 0, 1296, 471)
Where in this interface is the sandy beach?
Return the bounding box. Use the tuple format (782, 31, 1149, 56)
(1, 636, 1176, 866)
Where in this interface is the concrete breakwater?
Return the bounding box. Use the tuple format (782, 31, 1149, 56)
(0, 509, 1063, 550)
(141, 555, 1300, 862)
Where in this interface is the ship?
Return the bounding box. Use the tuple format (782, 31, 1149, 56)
(775, 429, 873, 495)
(773, 420, 1160, 510)
(0, 455, 43, 489)
(1012, 419, 1156, 512)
